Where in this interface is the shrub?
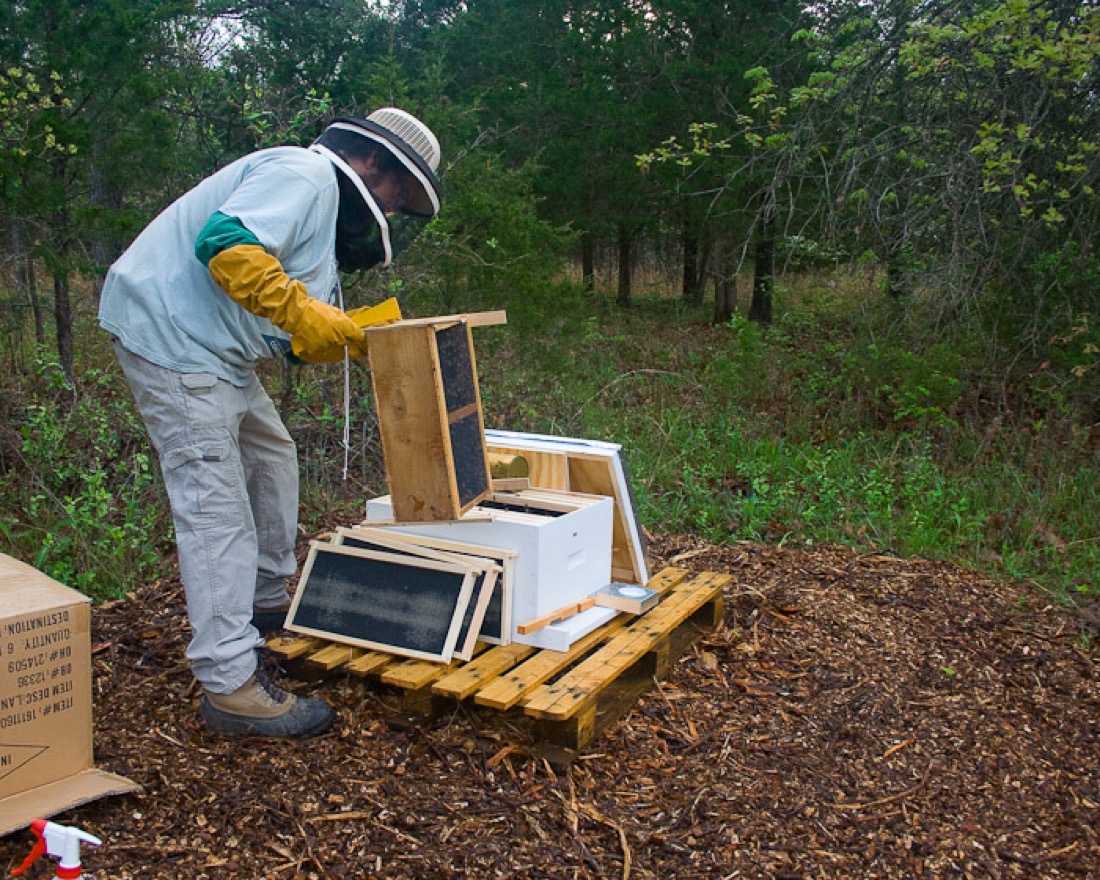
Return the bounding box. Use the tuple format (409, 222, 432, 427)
(1, 351, 172, 601)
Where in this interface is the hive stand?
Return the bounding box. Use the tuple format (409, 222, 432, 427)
(269, 567, 729, 767)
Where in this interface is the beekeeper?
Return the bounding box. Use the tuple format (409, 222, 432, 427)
(99, 108, 442, 739)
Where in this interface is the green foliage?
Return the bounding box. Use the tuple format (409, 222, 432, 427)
(0, 67, 74, 165)
(778, 235, 846, 271)
(793, 0, 1100, 328)
(0, 351, 172, 601)
(242, 85, 334, 148)
(471, 269, 1095, 605)
(400, 153, 576, 316)
(902, 2, 1099, 211)
(622, 413, 983, 558)
(637, 122, 733, 172)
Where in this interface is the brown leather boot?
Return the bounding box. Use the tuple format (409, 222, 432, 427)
(200, 666, 333, 738)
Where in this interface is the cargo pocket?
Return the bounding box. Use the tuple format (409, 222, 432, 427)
(161, 436, 241, 530)
(180, 373, 226, 428)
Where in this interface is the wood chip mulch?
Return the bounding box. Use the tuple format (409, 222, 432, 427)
(2, 535, 1097, 879)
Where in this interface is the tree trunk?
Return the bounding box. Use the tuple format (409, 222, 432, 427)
(9, 217, 45, 346)
(54, 268, 75, 385)
(89, 159, 124, 304)
(581, 231, 596, 293)
(884, 226, 909, 300)
(749, 201, 775, 324)
(49, 158, 77, 383)
(712, 232, 737, 324)
(616, 225, 632, 307)
(748, 236, 774, 324)
(26, 257, 43, 347)
(682, 216, 698, 302)
(693, 230, 713, 308)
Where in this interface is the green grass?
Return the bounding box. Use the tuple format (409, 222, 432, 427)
(1, 267, 1096, 611)
(0, 346, 173, 599)
(462, 270, 1098, 609)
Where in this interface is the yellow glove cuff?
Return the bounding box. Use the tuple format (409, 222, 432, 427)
(290, 333, 370, 363)
(208, 244, 309, 330)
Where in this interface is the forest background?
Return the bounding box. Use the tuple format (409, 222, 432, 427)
(0, 0, 1096, 623)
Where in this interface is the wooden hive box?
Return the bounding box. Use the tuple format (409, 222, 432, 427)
(367, 318, 492, 522)
(484, 430, 650, 585)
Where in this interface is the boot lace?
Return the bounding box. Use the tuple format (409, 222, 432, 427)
(253, 662, 290, 706)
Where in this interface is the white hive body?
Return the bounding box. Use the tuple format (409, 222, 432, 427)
(366, 489, 616, 650)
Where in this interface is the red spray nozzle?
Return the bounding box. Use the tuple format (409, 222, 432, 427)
(12, 819, 101, 878)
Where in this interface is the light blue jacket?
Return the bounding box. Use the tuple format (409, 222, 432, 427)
(99, 147, 340, 386)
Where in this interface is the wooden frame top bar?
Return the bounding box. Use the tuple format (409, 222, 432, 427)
(369, 310, 508, 330)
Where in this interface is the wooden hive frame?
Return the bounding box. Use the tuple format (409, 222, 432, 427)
(286, 540, 494, 664)
(331, 526, 506, 659)
(367, 317, 493, 522)
(342, 525, 517, 646)
(483, 430, 650, 585)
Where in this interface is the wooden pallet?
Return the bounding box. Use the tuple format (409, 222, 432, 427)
(268, 567, 728, 765)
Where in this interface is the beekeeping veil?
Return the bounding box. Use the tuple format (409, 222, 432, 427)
(311, 107, 441, 271)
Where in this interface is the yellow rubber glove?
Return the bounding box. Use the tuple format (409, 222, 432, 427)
(289, 332, 370, 363)
(286, 298, 403, 363)
(207, 244, 366, 355)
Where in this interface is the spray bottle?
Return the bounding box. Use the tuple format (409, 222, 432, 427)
(11, 819, 101, 880)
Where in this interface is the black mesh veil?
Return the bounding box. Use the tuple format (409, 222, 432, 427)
(311, 119, 440, 271)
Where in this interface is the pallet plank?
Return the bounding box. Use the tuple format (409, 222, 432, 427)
(307, 644, 364, 671)
(381, 657, 458, 690)
(471, 569, 689, 711)
(345, 650, 394, 676)
(541, 573, 725, 697)
(267, 636, 324, 660)
(627, 566, 690, 595)
(432, 643, 537, 700)
(522, 572, 730, 721)
(473, 616, 629, 710)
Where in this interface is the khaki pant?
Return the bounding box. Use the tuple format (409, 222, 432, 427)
(113, 341, 299, 693)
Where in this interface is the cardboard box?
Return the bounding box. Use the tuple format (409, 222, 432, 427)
(0, 553, 139, 836)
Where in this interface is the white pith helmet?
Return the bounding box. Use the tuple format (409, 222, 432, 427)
(367, 107, 441, 175)
(311, 108, 442, 219)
